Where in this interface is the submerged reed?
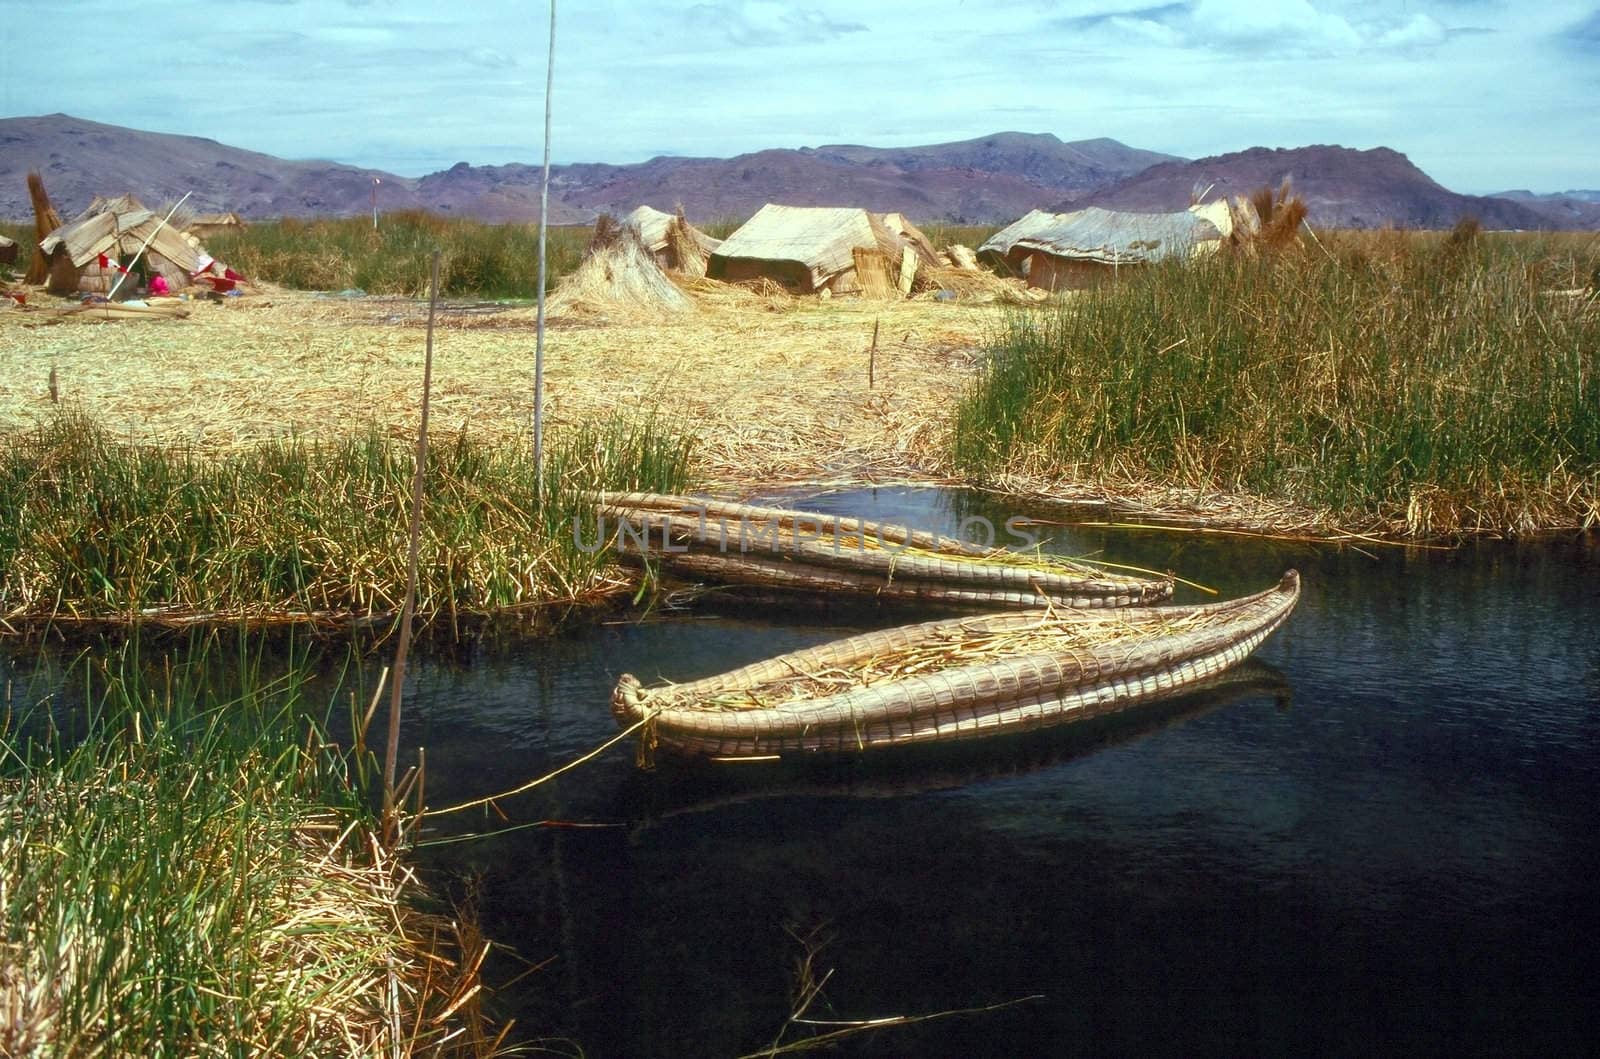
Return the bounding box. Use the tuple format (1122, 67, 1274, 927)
(0, 413, 694, 628)
(953, 231, 1600, 536)
(0, 637, 495, 1056)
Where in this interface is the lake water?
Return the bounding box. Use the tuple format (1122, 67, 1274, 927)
(5, 487, 1597, 1056)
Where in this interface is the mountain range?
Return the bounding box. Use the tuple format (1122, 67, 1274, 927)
(2, 113, 1595, 230)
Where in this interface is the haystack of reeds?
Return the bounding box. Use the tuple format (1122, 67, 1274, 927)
(614, 570, 1299, 756)
(546, 215, 693, 318)
(24, 171, 62, 285)
(594, 491, 1174, 608)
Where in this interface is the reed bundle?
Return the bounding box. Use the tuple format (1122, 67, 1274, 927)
(667, 208, 711, 278)
(545, 216, 694, 320)
(24, 172, 61, 285)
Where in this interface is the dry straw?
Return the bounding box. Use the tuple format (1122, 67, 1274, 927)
(545, 216, 694, 320)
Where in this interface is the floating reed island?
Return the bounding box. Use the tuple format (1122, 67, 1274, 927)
(592, 492, 1174, 609)
(613, 569, 1299, 760)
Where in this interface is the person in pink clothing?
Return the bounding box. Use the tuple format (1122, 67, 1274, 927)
(148, 272, 170, 296)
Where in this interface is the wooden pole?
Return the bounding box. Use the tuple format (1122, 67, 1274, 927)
(383, 249, 440, 842)
(533, 0, 557, 503)
(869, 318, 879, 390)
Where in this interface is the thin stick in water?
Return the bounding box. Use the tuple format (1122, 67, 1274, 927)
(383, 249, 440, 839)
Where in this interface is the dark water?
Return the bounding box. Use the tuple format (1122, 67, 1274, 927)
(6, 488, 1599, 1056)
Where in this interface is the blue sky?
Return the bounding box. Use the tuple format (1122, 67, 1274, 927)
(1, 0, 1596, 192)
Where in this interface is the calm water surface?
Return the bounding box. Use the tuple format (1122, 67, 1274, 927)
(7, 488, 1598, 1056)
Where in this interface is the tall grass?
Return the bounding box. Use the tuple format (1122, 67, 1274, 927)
(205, 212, 590, 298)
(0, 413, 693, 627)
(0, 637, 489, 1055)
(918, 223, 1001, 250)
(953, 231, 1600, 535)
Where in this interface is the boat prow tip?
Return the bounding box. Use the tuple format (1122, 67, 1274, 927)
(1281, 569, 1301, 592)
(612, 673, 645, 720)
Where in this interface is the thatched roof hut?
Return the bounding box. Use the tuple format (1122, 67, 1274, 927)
(187, 212, 247, 239)
(978, 206, 1229, 290)
(38, 194, 211, 295)
(621, 206, 721, 273)
(708, 205, 942, 295)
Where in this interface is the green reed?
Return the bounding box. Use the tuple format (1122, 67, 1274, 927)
(953, 230, 1600, 535)
(0, 413, 694, 627)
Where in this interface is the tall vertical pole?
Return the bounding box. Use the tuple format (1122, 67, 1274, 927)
(383, 250, 440, 844)
(372, 177, 380, 230)
(533, 0, 557, 503)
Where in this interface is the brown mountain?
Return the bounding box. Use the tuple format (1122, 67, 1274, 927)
(393, 132, 1179, 224)
(0, 114, 1173, 224)
(1070, 145, 1568, 230)
(0, 113, 426, 219)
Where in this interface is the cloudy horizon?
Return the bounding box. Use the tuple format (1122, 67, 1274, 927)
(1, 0, 1596, 195)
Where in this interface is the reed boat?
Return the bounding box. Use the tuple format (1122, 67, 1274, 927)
(594, 492, 1173, 609)
(613, 570, 1300, 760)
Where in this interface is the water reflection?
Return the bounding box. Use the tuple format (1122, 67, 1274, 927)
(3, 487, 1597, 1056)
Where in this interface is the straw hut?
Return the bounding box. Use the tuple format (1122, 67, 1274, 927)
(187, 211, 247, 239)
(978, 206, 1227, 290)
(621, 205, 721, 273)
(708, 204, 941, 295)
(38, 194, 210, 296)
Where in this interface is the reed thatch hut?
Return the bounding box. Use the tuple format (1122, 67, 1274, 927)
(38, 195, 210, 296)
(187, 212, 247, 239)
(708, 205, 942, 295)
(621, 205, 721, 273)
(978, 205, 1230, 290)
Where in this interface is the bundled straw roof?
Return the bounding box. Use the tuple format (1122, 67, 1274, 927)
(40, 194, 208, 274)
(709, 204, 925, 294)
(979, 206, 1224, 270)
(622, 206, 720, 261)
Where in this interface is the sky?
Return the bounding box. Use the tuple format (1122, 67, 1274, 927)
(1, 0, 1596, 193)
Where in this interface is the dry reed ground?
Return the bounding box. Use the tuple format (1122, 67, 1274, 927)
(0, 287, 998, 487)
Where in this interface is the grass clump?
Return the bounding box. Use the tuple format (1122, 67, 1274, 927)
(0, 413, 694, 628)
(953, 231, 1600, 537)
(0, 639, 494, 1056)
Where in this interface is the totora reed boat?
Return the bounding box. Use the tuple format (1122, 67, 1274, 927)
(593, 492, 1174, 609)
(613, 570, 1300, 760)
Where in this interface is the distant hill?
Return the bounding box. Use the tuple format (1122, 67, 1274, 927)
(0, 115, 1175, 225)
(338, 131, 1181, 225)
(0, 113, 428, 220)
(3, 115, 1591, 231)
(1490, 189, 1600, 229)
(1071, 145, 1570, 230)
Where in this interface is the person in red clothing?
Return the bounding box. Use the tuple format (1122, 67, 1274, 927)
(148, 272, 171, 296)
